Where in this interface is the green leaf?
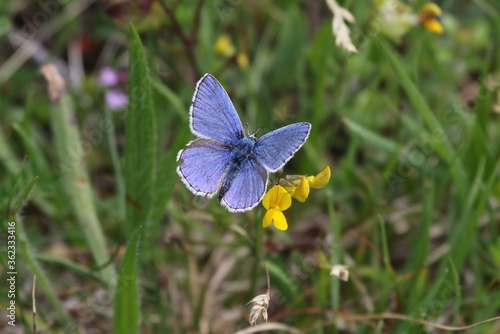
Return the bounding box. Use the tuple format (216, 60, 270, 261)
(113, 227, 142, 334)
(104, 106, 126, 221)
(266, 260, 299, 302)
(47, 65, 116, 286)
(125, 24, 158, 246)
(9, 176, 38, 219)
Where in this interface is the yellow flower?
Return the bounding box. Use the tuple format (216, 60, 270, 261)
(374, 1, 444, 42)
(418, 3, 443, 34)
(281, 166, 331, 202)
(305, 165, 331, 189)
(262, 185, 291, 231)
(236, 52, 249, 69)
(262, 167, 331, 231)
(290, 176, 309, 202)
(215, 35, 236, 58)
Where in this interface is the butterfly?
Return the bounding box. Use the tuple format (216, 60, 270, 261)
(176, 74, 311, 212)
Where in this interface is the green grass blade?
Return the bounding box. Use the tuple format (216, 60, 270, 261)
(375, 39, 466, 196)
(148, 131, 190, 241)
(113, 226, 142, 334)
(8, 177, 73, 327)
(451, 156, 500, 269)
(377, 215, 391, 273)
(398, 264, 459, 333)
(377, 215, 403, 298)
(124, 24, 157, 251)
(12, 122, 50, 177)
(104, 106, 126, 222)
(266, 260, 299, 303)
(35, 254, 107, 283)
(9, 176, 38, 218)
(343, 117, 399, 154)
(0, 125, 21, 174)
(152, 79, 188, 121)
(46, 65, 116, 287)
(11, 122, 57, 217)
(327, 190, 341, 311)
(406, 177, 433, 271)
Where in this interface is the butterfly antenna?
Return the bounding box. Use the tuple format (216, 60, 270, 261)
(245, 123, 250, 136)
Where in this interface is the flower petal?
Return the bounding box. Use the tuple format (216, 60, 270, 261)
(262, 209, 275, 228)
(419, 3, 443, 34)
(105, 89, 129, 110)
(423, 19, 444, 34)
(236, 52, 249, 69)
(330, 265, 349, 281)
(262, 185, 291, 211)
(215, 35, 236, 57)
(271, 210, 288, 231)
(291, 176, 310, 202)
(98, 67, 119, 87)
(308, 166, 331, 189)
(263, 207, 289, 231)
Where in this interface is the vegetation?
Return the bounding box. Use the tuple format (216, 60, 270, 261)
(1, 0, 499, 333)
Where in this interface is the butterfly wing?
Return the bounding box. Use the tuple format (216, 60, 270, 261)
(190, 74, 245, 144)
(253, 122, 311, 172)
(219, 158, 268, 212)
(177, 138, 231, 197)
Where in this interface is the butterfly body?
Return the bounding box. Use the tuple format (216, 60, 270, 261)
(230, 136, 255, 162)
(219, 136, 259, 201)
(177, 74, 311, 212)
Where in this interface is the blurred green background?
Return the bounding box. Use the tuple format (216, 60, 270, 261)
(1, 0, 500, 333)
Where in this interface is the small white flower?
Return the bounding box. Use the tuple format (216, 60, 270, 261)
(247, 293, 270, 326)
(330, 265, 349, 282)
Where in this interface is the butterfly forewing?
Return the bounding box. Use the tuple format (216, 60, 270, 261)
(220, 158, 268, 212)
(190, 74, 245, 144)
(176, 138, 231, 197)
(253, 122, 311, 172)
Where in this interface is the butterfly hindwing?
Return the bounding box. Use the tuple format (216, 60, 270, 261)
(253, 122, 311, 172)
(219, 157, 268, 212)
(190, 74, 245, 144)
(176, 138, 231, 197)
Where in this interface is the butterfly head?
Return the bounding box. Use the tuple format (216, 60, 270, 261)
(248, 133, 258, 143)
(248, 127, 262, 142)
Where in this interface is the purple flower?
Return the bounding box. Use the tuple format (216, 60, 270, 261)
(98, 67, 120, 87)
(98, 66, 129, 109)
(105, 89, 128, 110)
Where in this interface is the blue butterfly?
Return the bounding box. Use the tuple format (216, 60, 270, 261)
(177, 74, 311, 212)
